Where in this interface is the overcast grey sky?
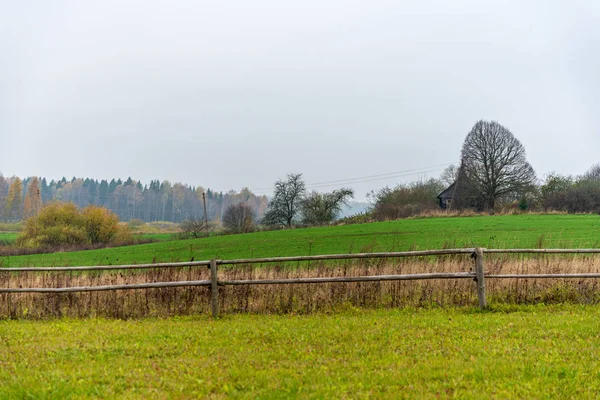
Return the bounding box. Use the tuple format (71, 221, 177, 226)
(1, 0, 598, 200)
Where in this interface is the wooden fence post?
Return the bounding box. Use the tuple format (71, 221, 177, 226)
(210, 259, 219, 318)
(474, 247, 487, 309)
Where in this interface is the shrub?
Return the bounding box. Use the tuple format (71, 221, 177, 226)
(0, 222, 23, 232)
(180, 218, 206, 238)
(370, 179, 444, 220)
(17, 202, 132, 248)
(127, 218, 146, 228)
(82, 206, 120, 244)
(223, 203, 255, 233)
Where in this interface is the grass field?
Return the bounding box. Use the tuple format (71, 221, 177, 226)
(1, 232, 169, 247)
(132, 232, 176, 242)
(0, 232, 17, 244)
(0, 304, 598, 398)
(2, 214, 600, 267)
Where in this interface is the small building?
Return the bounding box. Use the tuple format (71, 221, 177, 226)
(437, 175, 477, 210)
(437, 182, 457, 209)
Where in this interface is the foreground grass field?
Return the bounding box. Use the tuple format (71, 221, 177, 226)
(0, 304, 599, 398)
(3, 214, 600, 267)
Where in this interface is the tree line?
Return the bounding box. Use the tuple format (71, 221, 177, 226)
(0, 173, 354, 230)
(0, 176, 268, 224)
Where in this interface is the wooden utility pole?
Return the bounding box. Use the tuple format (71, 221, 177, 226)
(202, 192, 209, 234)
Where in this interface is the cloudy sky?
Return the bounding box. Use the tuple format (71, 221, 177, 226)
(1, 0, 598, 200)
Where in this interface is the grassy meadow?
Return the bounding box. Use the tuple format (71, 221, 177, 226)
(1, 232, 170, 248)
(2, 214, 600, 267)
(0, 232, 17, 244)
(1, 304, 599, 398)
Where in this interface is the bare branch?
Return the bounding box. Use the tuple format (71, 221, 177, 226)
(460, 120, 536, 210)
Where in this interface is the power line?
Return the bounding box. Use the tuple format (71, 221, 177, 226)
(250, 161, 457, 193)
(309, 162, 456, 186)
(15, 161, 457, 200)
(305, 167, 449, 190)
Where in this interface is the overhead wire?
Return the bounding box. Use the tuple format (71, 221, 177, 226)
(249, 161, 458, 193)
(26, 161, 458, 198)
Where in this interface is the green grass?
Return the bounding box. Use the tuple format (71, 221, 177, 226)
(0, 232, 17, 244)
(0, 232, 169, 248)
(3, 214, 600, 267)
(0, 304, 599, 398)
(133, 232, 175, 242)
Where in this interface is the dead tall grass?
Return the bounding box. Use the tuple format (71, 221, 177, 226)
(409, 209, 569, 219)
(1, 255, 600, 319)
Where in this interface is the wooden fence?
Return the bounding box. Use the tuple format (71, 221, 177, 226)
(3, 247, 600, 317)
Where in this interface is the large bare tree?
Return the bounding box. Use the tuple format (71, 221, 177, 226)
(262, 173, 306, 228)
(461, 120, 536, 210)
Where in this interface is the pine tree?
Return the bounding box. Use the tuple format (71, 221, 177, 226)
(98, 180, 109, 206)
(40, 178, 51, 203)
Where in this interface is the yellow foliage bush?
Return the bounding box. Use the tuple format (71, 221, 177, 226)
(82, 206, 120, 244)
(17, 202, 132, 248)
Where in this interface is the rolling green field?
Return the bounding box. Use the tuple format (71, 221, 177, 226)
(0, 304, 599, 398)
(3, 214, 600, 267)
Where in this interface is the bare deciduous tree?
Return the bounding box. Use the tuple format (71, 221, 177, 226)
(180, 217, 206, 238)
(301, 188, 354, 226)
(222, 203, 255, 233)
(461, 120, 536, 210)
(262, 173, 306, 228)
(440, 164, 459, 186)
(583, 164, 600, 181)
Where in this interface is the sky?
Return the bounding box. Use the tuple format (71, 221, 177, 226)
(1, 0, 598, 200)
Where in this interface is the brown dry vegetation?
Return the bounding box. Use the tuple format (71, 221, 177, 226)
(337, 209, 571, 225)
(2, 254, 600, 319)
(0, 238, 154, 258)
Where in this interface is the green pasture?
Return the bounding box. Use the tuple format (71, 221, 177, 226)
(3, 214, 600, 267)
(1, 304, 599, 398)
(0, 232, 17, 244)
(133, 232, 175, 242)
(0, 232, 168, 248)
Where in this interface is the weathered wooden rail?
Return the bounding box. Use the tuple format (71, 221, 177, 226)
(3, 248, 600, 317)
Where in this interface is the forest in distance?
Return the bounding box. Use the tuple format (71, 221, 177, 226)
(0, 174, 369, 224)
(0, 175, 268, 223)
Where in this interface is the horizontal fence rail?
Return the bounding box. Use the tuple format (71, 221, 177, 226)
(0, 249, 474, 273)
(0, 280, 211, 293)
(219, 249, 476, 265)
(219, 272, 476, 286)
(486, 273, 600, 279)
(0, 260, 212, 272)
(4, 247, 600, 316)
(484, 249, 600, 254)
